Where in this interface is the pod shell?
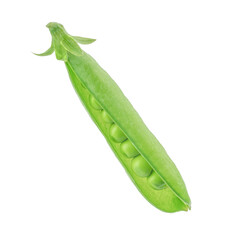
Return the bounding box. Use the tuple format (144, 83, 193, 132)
(65, 52, 191, 212)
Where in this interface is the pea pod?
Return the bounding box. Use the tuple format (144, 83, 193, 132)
(35, 22, 191, 212)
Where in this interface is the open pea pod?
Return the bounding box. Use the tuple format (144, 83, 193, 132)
(35, 22, 191, 213)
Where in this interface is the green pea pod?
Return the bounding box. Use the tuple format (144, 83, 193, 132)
(35, 22, 191, 213)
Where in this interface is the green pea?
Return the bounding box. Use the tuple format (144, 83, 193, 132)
(89, 95, 102, 110)
(36, 22, 191, 212)
(147, 172, 166, 190)
(120, 140, 139, 158)
(101, 110, 113, 123)
(132, 155, 152, 177)
(109, 124, 127, 143)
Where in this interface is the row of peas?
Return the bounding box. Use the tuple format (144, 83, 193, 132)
(89, 94, 166, 190)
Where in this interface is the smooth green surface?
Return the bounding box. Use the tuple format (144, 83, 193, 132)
(148, 171, 167, 190)
(36, 22, 191, 212)
(120, 140, 139, 158)
(110, 124, 127, 143)
(132, 155, 152, 177)
(89, 95, 102, 110)
(101, 110, 113, 123)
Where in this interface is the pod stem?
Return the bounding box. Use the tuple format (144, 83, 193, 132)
(34, 22, 96, 61)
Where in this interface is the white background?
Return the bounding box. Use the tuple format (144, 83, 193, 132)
(0, 0, 228, 239)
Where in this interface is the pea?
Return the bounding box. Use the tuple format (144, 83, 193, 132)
(109, 124, 127, 143)
(120, 140, 139, 158)
(101, 110, 113, 123)
(147, 172, 166, 190)
(89, 95, 102, 110)
(36, 22, 191, 212)
(132, 155, 152, 177)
